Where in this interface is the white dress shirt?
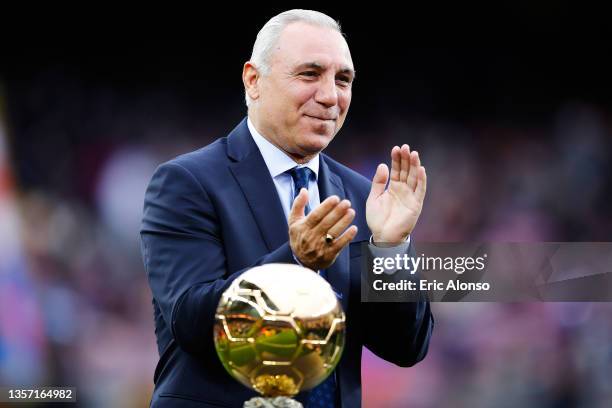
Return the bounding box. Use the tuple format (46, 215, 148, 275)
(247, 118, 321, 221)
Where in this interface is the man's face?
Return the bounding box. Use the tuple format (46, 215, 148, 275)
(253, 22, 354, 159)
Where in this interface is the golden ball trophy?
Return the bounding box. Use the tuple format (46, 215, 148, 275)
(214, 264, 346, 407)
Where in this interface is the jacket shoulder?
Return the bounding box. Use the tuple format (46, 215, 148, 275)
(164, 137, 229, 174)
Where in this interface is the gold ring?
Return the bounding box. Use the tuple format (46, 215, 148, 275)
(325, 233, 334, 244)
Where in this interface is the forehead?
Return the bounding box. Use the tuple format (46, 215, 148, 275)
(271, 22, 354, 71)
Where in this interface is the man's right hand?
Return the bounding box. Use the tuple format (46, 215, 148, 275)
(288, 188, 358, 271)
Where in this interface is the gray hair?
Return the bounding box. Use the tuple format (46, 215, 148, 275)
(245, 9, 343, 106)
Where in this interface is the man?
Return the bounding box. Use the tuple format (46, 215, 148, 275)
(141, 9, 433, 408)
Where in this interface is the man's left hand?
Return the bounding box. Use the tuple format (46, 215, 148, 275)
(366, 144, 427, 245)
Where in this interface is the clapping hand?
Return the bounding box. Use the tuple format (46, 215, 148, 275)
(366, 144, 427, 244)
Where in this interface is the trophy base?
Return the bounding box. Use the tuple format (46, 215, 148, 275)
(244, 396, 303, 408)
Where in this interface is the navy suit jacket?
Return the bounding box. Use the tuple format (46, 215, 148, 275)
(140, 118, 433, 407)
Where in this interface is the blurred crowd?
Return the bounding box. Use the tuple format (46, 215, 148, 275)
(0, 68, 611, 407)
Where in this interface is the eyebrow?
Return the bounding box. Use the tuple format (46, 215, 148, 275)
(295, 62, 356, 79)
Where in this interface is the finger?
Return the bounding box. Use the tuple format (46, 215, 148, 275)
(368, 163, 389, 200)
(399, 144, 410, 182)
(304, 194, 340, 228)
(317, 199, 352, 232)
(326, 208, 356, 239)
(415, 166, 427, 203)
(407, 150, 421, 191)
(331, 225, 358, 252)
(288, 188, 309, 224)
(390, 146, 401, 181)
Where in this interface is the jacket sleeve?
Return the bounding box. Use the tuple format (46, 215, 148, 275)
(140, 162, 297, 356)
(361, 241, 434, 367)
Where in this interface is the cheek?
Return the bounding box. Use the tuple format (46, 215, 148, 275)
(292, 85, 317, 110)
(264, 79, 309, 115)
(339, 89, 352, 112)
(333, 91, 351, 129)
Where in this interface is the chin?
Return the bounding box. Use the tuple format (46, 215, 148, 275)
(299, 132, 333, 154)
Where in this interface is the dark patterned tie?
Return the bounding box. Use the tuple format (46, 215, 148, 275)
(287, 167, 314, 215)
(307, 374, 338, 408)
(287, 167, 338, 407)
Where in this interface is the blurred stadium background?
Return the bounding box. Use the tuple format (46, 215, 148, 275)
(1, 6, 611, 407)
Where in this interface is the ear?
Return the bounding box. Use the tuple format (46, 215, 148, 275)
(242, 61, 260, 102)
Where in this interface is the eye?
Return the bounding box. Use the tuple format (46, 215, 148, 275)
(300, 71, 318, 78)
(336, 76, 351, 86)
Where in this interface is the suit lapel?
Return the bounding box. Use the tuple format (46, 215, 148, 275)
(227, 119, 288, 252)
(318, 155, 350, 311)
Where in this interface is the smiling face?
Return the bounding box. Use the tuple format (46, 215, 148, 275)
(245, 22, 354, 162)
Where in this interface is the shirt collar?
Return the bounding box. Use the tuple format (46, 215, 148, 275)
(247, 117, 319, 179)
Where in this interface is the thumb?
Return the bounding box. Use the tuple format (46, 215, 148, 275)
(289, 188, 309, 224)
(368, 163, 389, 200)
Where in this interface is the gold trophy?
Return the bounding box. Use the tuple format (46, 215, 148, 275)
(214, 264, 346, 408)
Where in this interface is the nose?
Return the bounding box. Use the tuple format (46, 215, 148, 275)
(314, 75, 338, 108)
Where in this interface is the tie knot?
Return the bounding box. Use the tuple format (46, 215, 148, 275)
(288, 166, 313, 192)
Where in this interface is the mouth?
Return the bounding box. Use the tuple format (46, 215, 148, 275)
(304, 114, 337, 122)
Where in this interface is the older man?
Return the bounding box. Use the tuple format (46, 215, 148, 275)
(141, 9, 433, 408)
